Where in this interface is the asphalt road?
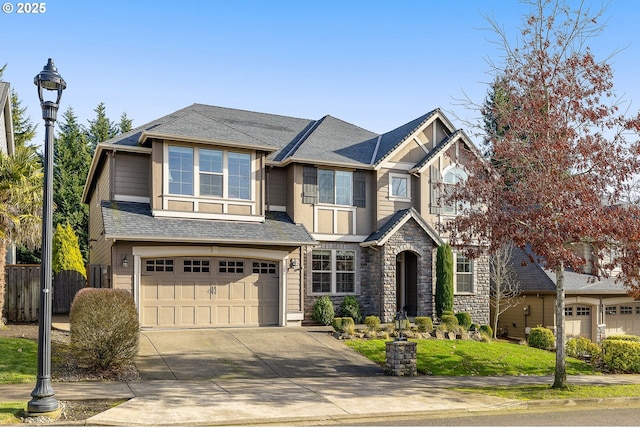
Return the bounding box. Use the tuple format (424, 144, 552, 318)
(337, 403, 640, 426)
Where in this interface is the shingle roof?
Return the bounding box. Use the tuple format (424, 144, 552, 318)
(362, 207, 443, 247)
(412, 129, 463, 172)
(509, 247, 627, 295)
(101, 201, 316, 246)
(371, 110, 439, 165)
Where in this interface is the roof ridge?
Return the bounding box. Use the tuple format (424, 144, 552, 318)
(281, 116, 325, 159)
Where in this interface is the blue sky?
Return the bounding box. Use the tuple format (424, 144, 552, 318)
(1, 0, 639, 144)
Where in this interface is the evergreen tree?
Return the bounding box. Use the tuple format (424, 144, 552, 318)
(86, 102, 118, 154)
(118, 112, 133, 134)
(54, 107, 91, 262)
(11, 90, 37, 149)
(435, 244, 454, 318)
(52, 223, 86, 278)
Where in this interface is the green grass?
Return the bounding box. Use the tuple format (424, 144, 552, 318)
(0, 402, 25, 425)
(345, 339, 597, 376)
(455, 384, 640, 400)
(0, 338, 37, 384)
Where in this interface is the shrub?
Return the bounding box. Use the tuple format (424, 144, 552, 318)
(332, 317, 355, 334)
(70, 288, 139, 370)
(604, 335, 640, 342)
(415, 316, 433, 333)
(528, 327, 555, 350)
(312, 296, 335, 326)
(364, 315, 380, 331)
(52, 223, 86, 278)
(479, 324, 493, 339)
(439, 314, 459, 331)
(340, 296, 362, 323)
(566, 337, 601, 361)
(602, 339, 640, 373)
(435, 244, 454, 318)
(455, 312, 472, 330)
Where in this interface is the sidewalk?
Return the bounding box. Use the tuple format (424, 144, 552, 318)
(4, 374, 640, 426)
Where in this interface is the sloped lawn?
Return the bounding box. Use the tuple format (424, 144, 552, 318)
(345, 339, 597, 376)
(0, 338, 37, 384)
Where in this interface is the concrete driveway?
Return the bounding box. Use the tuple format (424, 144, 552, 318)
(135, 327, 382, 380)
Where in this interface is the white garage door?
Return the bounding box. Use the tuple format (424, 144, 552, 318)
(605, 304, 640, 337)
(140, 257, 279, 328)
(565, 305, 592, 339)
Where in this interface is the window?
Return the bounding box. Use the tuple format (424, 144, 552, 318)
(576, 306, 590, 316)
(145, 259, 174, 272)
(620, 306, 633, 315)
(455, 253, 473, 293)
(253, 262, 277, 274)
(389, 173, 410, 200)
(312, 249, 355, 294)
(318, 169, 352, 205)
(636, 306, 640, 315)
(565, 307, 574, 316)
(605, 306, 617, 315)
(442, 166, 468, 215)
(167, 145, 251, 200)
(184, 259, 210, 273)
(219, 260, 244, 273)
(168, 146, 194, 195)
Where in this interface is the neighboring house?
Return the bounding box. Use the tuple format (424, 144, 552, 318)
(1, 81, 16, 265)
(496, 248, 640, 342)
(82, 104, 489, 328)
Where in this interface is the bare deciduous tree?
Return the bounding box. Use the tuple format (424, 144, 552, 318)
(490, 243, 525, 339)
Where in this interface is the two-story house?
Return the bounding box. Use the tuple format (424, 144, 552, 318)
(82, 104, 489, 328)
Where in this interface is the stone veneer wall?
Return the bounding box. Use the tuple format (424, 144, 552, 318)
(452, 253, 490, 325)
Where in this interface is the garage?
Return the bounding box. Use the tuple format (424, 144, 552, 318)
(140, 257, 279, 328)
(604, 303, 640, 337)
(565, 304, 592, 340)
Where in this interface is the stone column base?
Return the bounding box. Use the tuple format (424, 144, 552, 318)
(385, 340, 417, 376)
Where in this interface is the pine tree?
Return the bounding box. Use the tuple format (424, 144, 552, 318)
(435, 244, 454, 318)
(52, 223, 86, 278)
(118, 112, 133, 134)
(86, 102, 118, 154)
(11, 90, 37, 149)
(54, 107, 91, 262)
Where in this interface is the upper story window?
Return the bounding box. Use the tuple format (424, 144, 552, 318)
(389, 173, 411, 200)
(167, 145, 251, 200)
(442, 166, 468, 215)
(303, 166, 366, 208)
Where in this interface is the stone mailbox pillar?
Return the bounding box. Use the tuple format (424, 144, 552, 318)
(385, 340, 417, 376)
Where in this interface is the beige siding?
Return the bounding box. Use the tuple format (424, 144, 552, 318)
(113, 242, 134, 293)
(376, 169, 413, 228)
(114, 152, 150, 198)
(151, 141, 163, 210)
(388, 138, 427, 164)
(88, 163, 112, 265)
(267, 167, 287, 207)
(496, 294, 555, 339)
(286, 248, 302, 313)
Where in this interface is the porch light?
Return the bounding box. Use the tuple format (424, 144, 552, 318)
(122, 255, 129, 268)
(394, 311, 408, 341)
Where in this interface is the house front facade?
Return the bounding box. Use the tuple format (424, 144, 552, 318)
(83, 104, 489, 328)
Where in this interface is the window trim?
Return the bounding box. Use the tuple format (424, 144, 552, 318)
(454, 252, 474, 294)
(166, 145, 254, 201)
(318, 168, 353, 206)
(311, 249, 356, 295)
(441, 165, 468, 215)
(388, 172, 411, 201)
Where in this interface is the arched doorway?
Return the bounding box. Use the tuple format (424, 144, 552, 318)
(396, 251, 418, 316)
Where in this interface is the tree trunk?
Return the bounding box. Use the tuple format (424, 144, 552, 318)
(0, 240, 6, 328)
(552, 264, 567, 389)
(493, 293, 500, 339)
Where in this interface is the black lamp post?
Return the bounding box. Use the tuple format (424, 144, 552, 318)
(28, 58, 66, 415)
(394, 310, 408, 341)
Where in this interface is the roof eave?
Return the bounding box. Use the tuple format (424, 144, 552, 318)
(105, 234, 316, 246)
(139, 131, 277, 153)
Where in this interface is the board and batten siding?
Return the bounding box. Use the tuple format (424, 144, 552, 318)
(114, 152, 150, 199)
(88, 164, 112, 265)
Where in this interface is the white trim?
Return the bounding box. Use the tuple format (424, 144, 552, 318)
(132, 246, 289, 260)
(287, 312, 304, 321)
(313, 205, 357, 234)
(311, 233, 368, 242)
(370, 135, 382, 165)
(453, 252, 474, 295)
(152, 209, 264, 223)
(388, 172, 411, 201)
(377, 161, 414, 171)
(309, 248, 357, 295)
(113, 194, 151, 204)
(268, 205, 287, 212)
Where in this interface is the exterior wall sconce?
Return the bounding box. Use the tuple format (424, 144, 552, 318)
(122, 255, 129, 268)
(289, 258, 299, 270)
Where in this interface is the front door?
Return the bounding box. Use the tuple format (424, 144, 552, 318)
(396, 251, 418, 316)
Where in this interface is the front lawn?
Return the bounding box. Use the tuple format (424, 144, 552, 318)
(345, 339, 597, 376)
(0, 402, 24, 425)
(456, 384, 640, 400)
(0, 338, 37, 384)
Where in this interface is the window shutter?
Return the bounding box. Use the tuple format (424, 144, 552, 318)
(303, 166, 318, 204)
(353, 171, 366, 208)
(430, 165, 442, 214)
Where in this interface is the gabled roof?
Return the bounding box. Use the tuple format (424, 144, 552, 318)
(361, 207, 443, 247)
(101, 201, 316, 246)
(0, 81, 14, 156)
(510, 247, 627, 295)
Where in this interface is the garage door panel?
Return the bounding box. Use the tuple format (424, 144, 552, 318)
(141, 258, 279, 328)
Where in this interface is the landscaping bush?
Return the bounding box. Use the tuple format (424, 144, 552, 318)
(455, 312, 472, 330)
(332, 317, 355, 335)
(566, 336, 601, 361)
(602, 339, 640, 373)
(339, 295, 362, 323)
(479, 324, 493, 337)
(69, 288, 139, 370)
(527, 327, 555, 350)
(435, 244, 454, 318)
(364, 315, 380, 331)
(439, 314, 459, 331)
(312, 296, 335, 326)
(415, 316, 433, 333)
(604, 335, 640, 342)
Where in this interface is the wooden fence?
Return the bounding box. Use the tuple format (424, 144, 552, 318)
(3, 265, 94, 322)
